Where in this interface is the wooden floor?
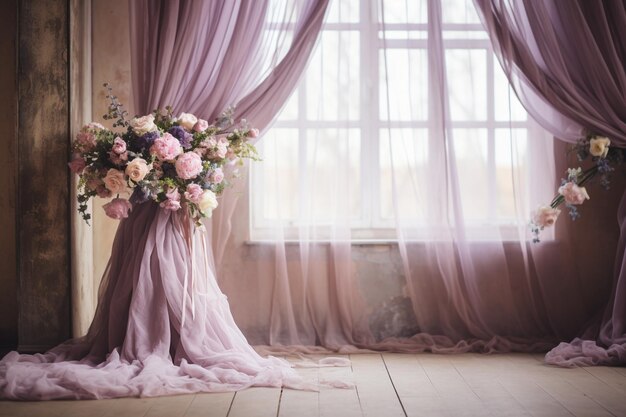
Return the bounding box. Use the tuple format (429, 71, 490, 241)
(2, 353, 626, 417)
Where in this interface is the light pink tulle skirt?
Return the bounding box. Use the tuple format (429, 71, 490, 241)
(0, 203, 322, 400)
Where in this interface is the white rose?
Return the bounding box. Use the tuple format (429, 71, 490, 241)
(178, 112, 198, 131)
(197, 189, 218, 216)
(532, 205, 561, 228)
(125, 158, 150, 182)
(130, 114, 157, 136)
(103, 168, 128, 194)
(589, 136, 610, 158)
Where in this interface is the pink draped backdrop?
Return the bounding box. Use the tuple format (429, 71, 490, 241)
(128, 0, 620, 359)
(474, 0, 626, 366)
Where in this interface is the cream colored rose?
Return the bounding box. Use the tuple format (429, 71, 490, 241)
(197, 189, 218, 216)
(532, 205, 561, 228)
(103, 168, 127, 194)
(589, 136, 610, 158)
(130, 114, 157, 136)
(178, 112, 198, 131)
(125, 158, 150, 182)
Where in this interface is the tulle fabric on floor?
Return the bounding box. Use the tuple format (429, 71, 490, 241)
(0, 203, 321, 400)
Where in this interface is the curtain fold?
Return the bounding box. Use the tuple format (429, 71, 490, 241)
(474, 0, 626, 366)
(129, 0, 375, 351)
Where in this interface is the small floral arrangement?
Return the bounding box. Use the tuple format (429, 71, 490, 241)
(69, 84, 259, 226)
(531, 134, 623, 242)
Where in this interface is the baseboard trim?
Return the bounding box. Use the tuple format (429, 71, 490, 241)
(16, 344, 53, 354)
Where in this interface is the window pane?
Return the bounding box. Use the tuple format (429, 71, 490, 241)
(305, 129, 361, 222)
(446, 49, 487, 121)
(326, 0, 359, 23)
(442, 0, 481, 24)
(306, 31, 360, 120)
(277, 87, 299, 121)
(496, 128, 529, 220)
(453, 128, 489, 221)
(379, 0, 427, 23)
(380, 49, 428, 121)
(379, 128, 429, 221)
(494, 59, 527, 121)
(253, 129, 299, 222)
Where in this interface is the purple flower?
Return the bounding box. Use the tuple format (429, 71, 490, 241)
(168, 126, 193, 149)
(132, 131, 160, 151)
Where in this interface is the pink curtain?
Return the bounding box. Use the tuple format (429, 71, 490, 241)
(474, 0, 626, 365)
(129, 0, 372, 350)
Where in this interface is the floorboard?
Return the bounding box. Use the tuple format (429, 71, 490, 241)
(1, 353, 625, 417)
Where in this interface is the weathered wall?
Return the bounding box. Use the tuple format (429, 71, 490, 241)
(91, 0, 134, 286)
(0, 0, 19, 352)
(16, 0, 72, 351)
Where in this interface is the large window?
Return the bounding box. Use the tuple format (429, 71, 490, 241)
(250, 0, 539, 241)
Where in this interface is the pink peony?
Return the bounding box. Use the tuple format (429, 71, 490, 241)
(532, 206, 561, 228)
(175, 152, 203, 180)
(209, 168, 224, 184)
(184, 183, 203, 204)
(102, 198, 132, 219)
(150, 133, 183, 161)
(193, 119, 209, 132)
(160, 187, 181, 211)
(558, 182, 590, 205)
(112, 137, 127, 154)
(247, 128, 259, 138)
(68, 156, 86, 174)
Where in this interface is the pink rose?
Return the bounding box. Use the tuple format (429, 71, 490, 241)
(68, 156, 86, 174)
(184, 183, 203, 204)
(160, 187, 181, 211)
(150, 133, 183, 161)
(247, 128, 259, 138)
(209, 168, 224, 184)
(532, 206, 561, 228)
(558, 182, 590, 205)
(193, 119, 209, 132)
(103, 168, 127, 194)
(175, 152, 203, 180)
(102, 198, 132, 219)
(75, 132, 96, 151)
(112, 137, 127, 154)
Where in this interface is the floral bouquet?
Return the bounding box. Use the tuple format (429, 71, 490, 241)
(69, 84, 259, 226)
(531, 134, 623, 242)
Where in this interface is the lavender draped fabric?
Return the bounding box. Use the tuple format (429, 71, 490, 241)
(474, 0, 626, 366)
(0, 0, 335, 400)
(1, 204, 311, 400)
